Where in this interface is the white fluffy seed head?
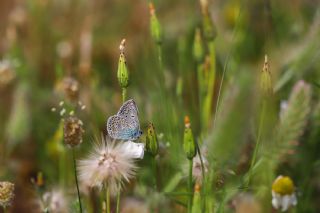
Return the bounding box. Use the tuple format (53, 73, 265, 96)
(77, 138, 138, 196)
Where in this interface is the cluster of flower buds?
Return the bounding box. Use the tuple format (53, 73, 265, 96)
(57, 76, 80, 102)
(0, 181, 15, 208)
(63, 116, 84, 147)
(183, 116, 196, 160)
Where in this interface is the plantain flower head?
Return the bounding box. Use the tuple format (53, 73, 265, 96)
(0, 181, 15, 208)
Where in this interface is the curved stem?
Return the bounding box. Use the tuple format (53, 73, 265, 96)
(72, 148, 83, 213)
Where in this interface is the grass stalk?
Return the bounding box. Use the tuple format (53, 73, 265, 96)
(188, 159, 193, 213)
(72, 148, 83, 213)
(202, 41, 216, 133)
(247, 100, 266, 187)
(116, 184, 121, 213)
(105, 183, 111, 213)
(196, 142, 206, 212)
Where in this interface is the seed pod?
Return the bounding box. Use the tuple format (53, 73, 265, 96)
(117, 52, 129, 88)
(183, 116, 196, 160)
(149, 3, 162, 44)
(0, 181, 15, 208)
(193, 28, 204, 63)
(260, 55, 272, 96)
(202, 13, 217, 41)
(63, 116, 84, 147)
(146, 122, 159, 156)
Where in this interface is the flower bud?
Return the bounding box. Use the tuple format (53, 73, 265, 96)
(149, 3, 162, 44)
(0, 181, 15, 208)
(202, 13, 217, 41)
(260, 55, 272, 96)
(117, 40, 129, 88)
(146, 122, 159, 156)
(63, 116, 84, 147)
(193, 28, 204, 63)
(183, 116, 196, 160)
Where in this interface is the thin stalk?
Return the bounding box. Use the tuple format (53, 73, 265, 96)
(188, 159, 193, 213)
(72, 148, 83, 213)
(122, 87, 127, 103)
(197, 64, 204, 131)
(156, 43, 174, 150)
(247, 100, 266, 187)
(3, 207, 7, 213)
(105, 183, 110, 213)
(196, 142, 206, 212)
(116, 184, 121, 213)
(202, 41, 216, 133)
(212, 3, 243, 130)
(152, 156, 158, 191)
(59, 149, 66, 187)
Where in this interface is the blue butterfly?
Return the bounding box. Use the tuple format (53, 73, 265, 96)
(107, 99, 142, 140)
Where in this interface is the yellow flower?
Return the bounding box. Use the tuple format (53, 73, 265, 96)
(271, 175, 297, 212)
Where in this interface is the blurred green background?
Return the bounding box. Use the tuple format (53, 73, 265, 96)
(1, 0, 320, 212)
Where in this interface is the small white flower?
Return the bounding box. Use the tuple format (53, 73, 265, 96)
(124, 141, 145, 159)
(271, 175, 297, 212)
(192, 154, 209, 184)
(42, 190, 68, 213)
(78, 138, 137, 195)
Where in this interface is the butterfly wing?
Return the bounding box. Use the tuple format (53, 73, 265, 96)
(117, 99, 138, 117)
(107, 115, 140, 140)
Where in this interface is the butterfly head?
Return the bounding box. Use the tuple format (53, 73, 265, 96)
(132, 130, 143, 140)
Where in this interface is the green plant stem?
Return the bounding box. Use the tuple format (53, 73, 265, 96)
(59, 148, 66, 187)
(72, 148, 83, 213)
(203, 41, 216, 133)
(3, 206, 7, 213)
(197, 64, 204, 130)
(188, 159, 193, 213)
(247, 100, 266, 187)
(196, 142, 206, 212)
(152, 156, 159, 191)
(105, 183, 110, 213)
(122, 87, 127, 103)
(116, 184, 121, 213)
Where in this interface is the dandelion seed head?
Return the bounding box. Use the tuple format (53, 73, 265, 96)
(78, 138, 138, 195)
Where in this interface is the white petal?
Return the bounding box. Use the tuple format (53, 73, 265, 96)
(124, 141, 145, 159)
(281, 195, 291, 212)
(272, 192, 281, 210)
(290, 194, 297, 206)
